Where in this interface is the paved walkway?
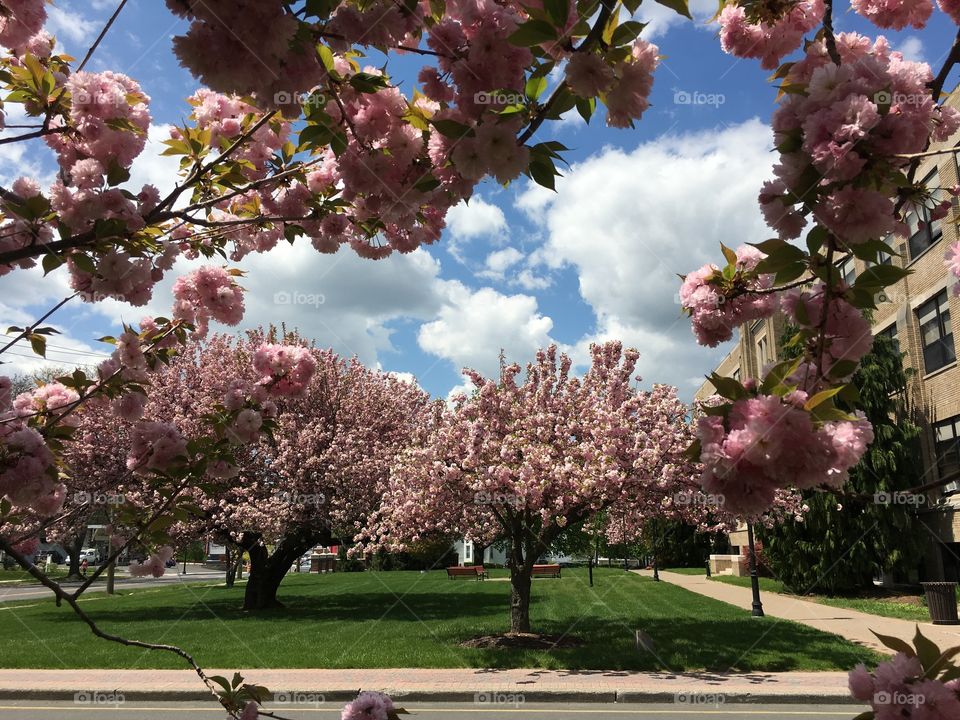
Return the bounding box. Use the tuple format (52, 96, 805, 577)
(639, 570, 960, 654)
(0, 668, 855, 703)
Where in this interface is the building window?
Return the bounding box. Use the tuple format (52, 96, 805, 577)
(463, 540, 473, 563)
(934, 416, 960, 483)
(876, 323, 900, 357)
(907, 168, 944, 260)
(917, 290, 955, 373)
(732, 367, 741, 382)
(756, 336, 768, 371)
(838, 257, 856, 285)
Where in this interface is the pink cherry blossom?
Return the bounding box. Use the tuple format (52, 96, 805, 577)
(341, 691, 395, 720)
(251, 343, 318, 398)
(128, 545, 175, 578)
(851, 0, 932, 28)
(565, 52, 615, 98)
(946, 241, 960, 295)
(0, 0, 46, 51)
(126, 421, 188, 474)
(718, 0, 824, 70)
(940, 0, 960, 22)
(172, 266, 246, 336)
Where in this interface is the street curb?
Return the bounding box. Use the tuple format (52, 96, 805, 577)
(0, 688, 859, 704)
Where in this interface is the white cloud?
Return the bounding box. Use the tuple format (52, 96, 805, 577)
(418, 284, 557, 378)
(46, 3, 98, 46)
(517, 119, 774, 395)
(477, 247, 524, 281)
(636, 0, 717, 40)
(897, 37, 924, 63)
(443, 196, 508, 261)
(127, 124, 182, 197)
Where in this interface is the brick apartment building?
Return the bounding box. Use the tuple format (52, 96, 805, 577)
(695, 92, 960, 583)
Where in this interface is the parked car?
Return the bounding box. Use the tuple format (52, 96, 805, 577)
(80, 548, 100, 564)
(38, 543, 67, 564)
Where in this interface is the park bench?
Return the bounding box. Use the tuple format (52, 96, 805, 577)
(446, 565, 487, 580)
(532, 564, 561, 578)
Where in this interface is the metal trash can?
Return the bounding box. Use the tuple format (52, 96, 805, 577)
(922, 582, 960, 625)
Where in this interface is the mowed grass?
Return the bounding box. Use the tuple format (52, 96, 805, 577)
(0, 567, 880, 671)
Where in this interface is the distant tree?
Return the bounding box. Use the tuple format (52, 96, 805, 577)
(759, 330, 924, 594)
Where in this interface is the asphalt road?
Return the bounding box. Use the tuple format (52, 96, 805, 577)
(0, 569, 228, 603)
(0, 701, 869, 719)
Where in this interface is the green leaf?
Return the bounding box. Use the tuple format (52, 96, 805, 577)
(654, 0, 692, 18)
(806, 226, 828, 255)
(29, 334, 46, 357)
(610, 20, 646, 47)
(708, 372, 747, 401)
(720, 242, 737, 266)
(543, 0, 570, 27)
(41, 253, 63, 275)
(575, 96, 595, 124)
(914, 626, 942, 674)
(854, 264, 910, 289)
(507, 20, 558, 47)
(528, 158, 558, 190)
(525, 74, 548, 101)
(803, 386, 843, 411)
(431, 119, 473, 139)
(871, 630, 917, 657)
(317, 44, 336, 74)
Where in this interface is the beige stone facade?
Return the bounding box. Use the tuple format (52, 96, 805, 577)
(696, 91, 960, 581)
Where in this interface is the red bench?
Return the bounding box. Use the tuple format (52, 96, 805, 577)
(532, 564, 561, 578)
(446, 565, 487, 580)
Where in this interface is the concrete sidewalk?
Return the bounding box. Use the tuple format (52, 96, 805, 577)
(0, 668, 857, 703)
(640, 570, 960, 654)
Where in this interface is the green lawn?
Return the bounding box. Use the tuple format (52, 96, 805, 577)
(0, 567, 69, 585)
(0, 567, 878, 671)
(668, 568, 935, 623)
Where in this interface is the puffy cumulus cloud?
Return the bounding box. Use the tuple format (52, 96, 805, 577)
(418, 284, 558, 379)
(477, 247, 524, 281)
(636, 0, 717, 39)
(444, 196, 508, 261)
(46, 2, 99, 46)
(127, 125, 182, 199)
(90, 242, 448, 366)
(897, 37, 924, 62)
(516, 119, 775, 395)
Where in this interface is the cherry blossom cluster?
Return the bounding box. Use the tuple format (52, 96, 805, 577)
(849, 652, 960, 719)
(679, 245, 777, 347)
(126, 421, 188, 475)
(251, 343, 318, 398)
(0, 177, 53, 276)
(0, 378, 66, 516)
(172, 266, 246, 337)
(759, 34, 960, 246)
(851, 0, 932, 29)
(698, 391, 874, 516)
(165, 0, 323, 112)
(128, 545, 175, 578)
(719, 0, 824, 70)
(0, 0, 46, 52)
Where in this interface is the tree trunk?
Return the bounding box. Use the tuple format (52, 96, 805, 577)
(65, 532, 84, 581)
(224, 545, 236, 588)
(507, 526, 535, 634)
(509, 564, 533, 633)
(239, 529, 324, 611)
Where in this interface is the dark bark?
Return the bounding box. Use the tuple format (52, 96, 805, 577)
(239, 528, 328, 611)
(508, 525, 535, 633)
(66, 532, 85, 581)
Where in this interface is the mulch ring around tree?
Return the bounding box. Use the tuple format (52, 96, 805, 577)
(460, 633, 584, 650)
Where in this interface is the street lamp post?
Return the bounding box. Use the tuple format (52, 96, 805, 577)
(746, 522, 764, 617)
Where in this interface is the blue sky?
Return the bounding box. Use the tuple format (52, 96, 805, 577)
(2, 0, 958, 401)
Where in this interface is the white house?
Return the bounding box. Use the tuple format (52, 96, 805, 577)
(452, 538, 507, 566)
